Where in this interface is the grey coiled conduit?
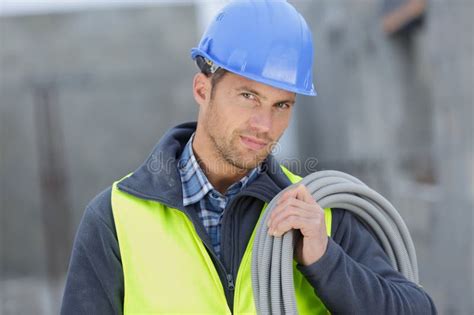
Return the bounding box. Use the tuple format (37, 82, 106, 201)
(251, 170, 419, 315)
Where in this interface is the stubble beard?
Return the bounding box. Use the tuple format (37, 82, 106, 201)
(204, 104, 272, 175)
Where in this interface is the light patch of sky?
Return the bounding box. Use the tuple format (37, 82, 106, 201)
(0, 0, 225, 17)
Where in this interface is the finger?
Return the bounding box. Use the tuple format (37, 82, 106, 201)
(294, 184, 317, 204)
(270, 201, 324, 230)
(271, 215, 319, 237)
(269, 214, 305, 237)
(278, 184, 314, 205)
(277, 187, 299, 205)
(269, 204, 313, 231)
(268, 197, 314, 226)
(269, 189, 323, 228)
(268, 188, 299, 226)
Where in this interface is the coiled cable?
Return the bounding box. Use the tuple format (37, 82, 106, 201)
(251, 170, 419, 314)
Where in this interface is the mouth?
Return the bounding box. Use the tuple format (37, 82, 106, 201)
(240, 135, 268, 151)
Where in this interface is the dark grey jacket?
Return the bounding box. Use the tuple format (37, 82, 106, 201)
(61, 121, 437, 314)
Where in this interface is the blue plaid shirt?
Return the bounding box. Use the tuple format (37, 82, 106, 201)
(178, 133, 260, 258)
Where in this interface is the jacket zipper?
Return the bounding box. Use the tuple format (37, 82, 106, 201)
(181, 210, 235, 313)
(229, 205, 239, 290)
(220, 191, 267, 310)
(227, 273, 235, 290)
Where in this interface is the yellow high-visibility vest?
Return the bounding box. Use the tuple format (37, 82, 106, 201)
(111, 166, 332, 314)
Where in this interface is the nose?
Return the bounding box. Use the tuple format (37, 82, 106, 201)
(249, 107, 272, 134)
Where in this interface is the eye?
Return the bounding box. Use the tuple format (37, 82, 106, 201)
(241, 92, 255, 100)
(275, 102, 291, 110)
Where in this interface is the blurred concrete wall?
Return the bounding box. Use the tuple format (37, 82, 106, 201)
(0, 4, 198, 314)
(291, 1, 473, 314)
(1, 1, 473, 314)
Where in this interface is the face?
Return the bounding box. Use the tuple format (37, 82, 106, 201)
(194, 71, 296, 173)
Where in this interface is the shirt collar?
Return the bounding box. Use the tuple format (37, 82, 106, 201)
(178, 133, 260, 206)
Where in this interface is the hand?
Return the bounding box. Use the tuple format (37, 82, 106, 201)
(267, 184, 328, 266)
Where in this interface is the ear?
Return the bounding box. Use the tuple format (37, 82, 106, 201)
(193, 72, 211, 107)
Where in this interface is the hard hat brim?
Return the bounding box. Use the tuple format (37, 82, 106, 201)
(191, 48, 317, 97)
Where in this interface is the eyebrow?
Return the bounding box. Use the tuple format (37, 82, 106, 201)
(236, 86, 296, 105)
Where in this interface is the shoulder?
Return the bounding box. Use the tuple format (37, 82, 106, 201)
(82, 186, 116, 235)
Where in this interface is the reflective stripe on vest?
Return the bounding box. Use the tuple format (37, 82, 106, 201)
(111, 165, 332, 314)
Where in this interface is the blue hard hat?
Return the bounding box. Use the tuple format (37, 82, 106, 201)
(191, 0, 317, 96)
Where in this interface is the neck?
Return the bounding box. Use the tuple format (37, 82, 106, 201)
(192, 128, 248, 194)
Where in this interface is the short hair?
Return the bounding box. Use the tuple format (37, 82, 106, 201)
(195, 56, 228, 98)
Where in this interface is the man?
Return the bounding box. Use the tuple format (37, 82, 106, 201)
(61, 0, 436, 314)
